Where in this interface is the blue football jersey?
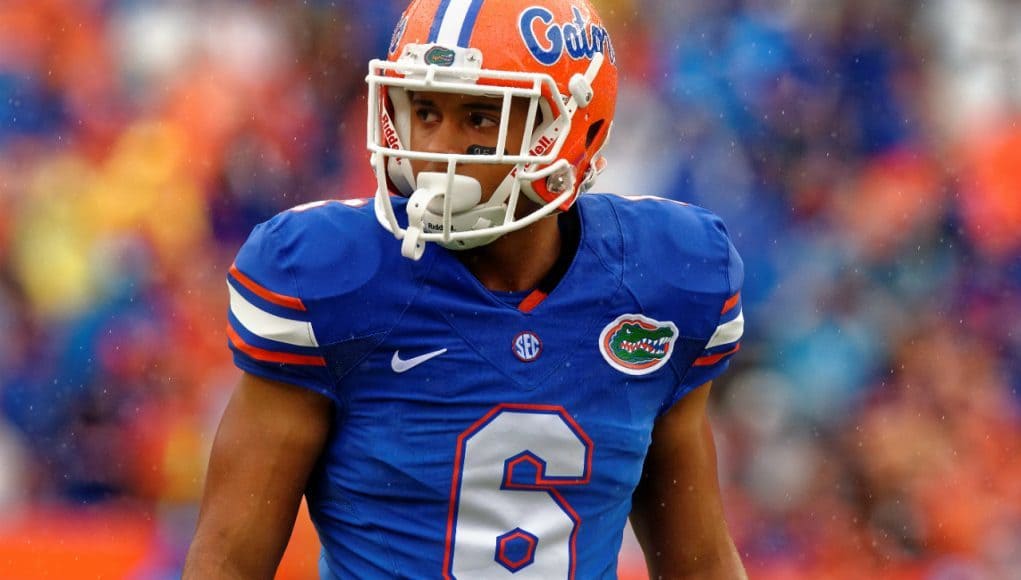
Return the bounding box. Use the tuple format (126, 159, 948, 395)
(226, 194, 744, 579)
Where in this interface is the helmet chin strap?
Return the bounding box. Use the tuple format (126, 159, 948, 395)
(401, 172, 509, 260)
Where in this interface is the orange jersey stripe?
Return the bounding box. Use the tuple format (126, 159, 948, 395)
(227, 325, 326, 367)
(721, 292, 741, 315)
(229, 263, 307, 311)
(517, 290, 548, 313)
(693, 343, 741, 367)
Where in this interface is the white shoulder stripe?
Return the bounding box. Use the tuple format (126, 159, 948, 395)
(707, 310, 744, 349)
(228, 284, 319, 348)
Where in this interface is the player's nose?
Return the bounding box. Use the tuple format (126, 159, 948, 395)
(419, 116, 464, 158)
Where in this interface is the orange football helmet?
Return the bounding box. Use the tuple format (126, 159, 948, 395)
(367, 0, 618, 259)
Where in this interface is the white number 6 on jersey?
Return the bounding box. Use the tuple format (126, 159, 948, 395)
(443, 404, 592, 579)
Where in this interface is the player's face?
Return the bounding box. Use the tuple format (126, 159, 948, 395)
(408, 91, 531, 204)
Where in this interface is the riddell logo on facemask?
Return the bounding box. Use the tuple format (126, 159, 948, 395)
(530, 135, 555, 157)
(424, 221, 464, 232)
(382, 116, 401, 149)
(510, 135, 557, 178)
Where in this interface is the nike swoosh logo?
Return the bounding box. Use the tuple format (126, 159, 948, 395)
(391, 348, 448, 373)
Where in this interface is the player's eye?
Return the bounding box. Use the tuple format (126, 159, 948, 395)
(468, 112, 498, 130)
(414, 107, 439, 124)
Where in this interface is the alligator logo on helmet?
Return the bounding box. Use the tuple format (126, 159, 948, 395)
(424, 46, 457, 66)
(599, 314, 678, 375)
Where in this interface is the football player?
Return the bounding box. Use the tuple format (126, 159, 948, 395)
(184, 1, 747, 578)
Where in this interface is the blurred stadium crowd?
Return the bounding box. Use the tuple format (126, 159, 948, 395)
(1, 0, 1019, 578)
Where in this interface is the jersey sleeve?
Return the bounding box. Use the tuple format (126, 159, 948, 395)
(225, 219, 336, 400)
(679, 230, 744, 391)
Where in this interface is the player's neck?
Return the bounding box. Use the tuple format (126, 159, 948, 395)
(457, 214, 561, 293)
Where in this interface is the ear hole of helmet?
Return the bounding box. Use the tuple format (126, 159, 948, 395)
(586, 119, 606, 148)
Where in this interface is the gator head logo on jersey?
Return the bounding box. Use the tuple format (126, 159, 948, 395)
(599, 314, 678, 375)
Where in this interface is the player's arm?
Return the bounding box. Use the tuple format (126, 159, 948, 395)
(183, 372, 332, 580)
(630, 381, 747, 580)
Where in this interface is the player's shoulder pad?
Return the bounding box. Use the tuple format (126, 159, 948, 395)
(603, 194, 743, 338)
(236, 199, 384, 297)
(233, 199, 420, 341)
